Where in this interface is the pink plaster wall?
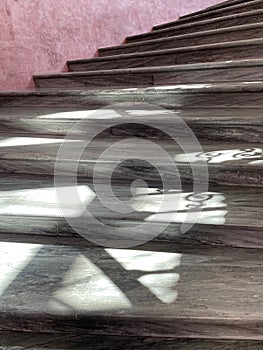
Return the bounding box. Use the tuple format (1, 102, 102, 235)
(0, 0, 223, 91)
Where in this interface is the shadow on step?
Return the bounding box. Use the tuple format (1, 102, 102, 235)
(0, 241, 262, 337)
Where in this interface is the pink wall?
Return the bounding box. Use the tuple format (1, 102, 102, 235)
(0, 0, 222, 91)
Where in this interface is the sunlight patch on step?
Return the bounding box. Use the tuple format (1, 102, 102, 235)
(48, 254, 132, 314)
(150, 84, 213, 90)
(0, 137, 67, 147)
(125, 109, 172, 116)
(105, 249, 182, 272)
(39, 109, 122, 120)
(130, 189, 227, 225)
(0, 242, 42, 297)
(249, 160, 263, 165)
(146, 209, 228, 225)
(240, 81, 263, 85)
(49, 250, 182, 312)
(0, 186, 95, 217)
(139, 273, 180, 304)
(175, 148, 262, 164)
(131, 190, 227, 213)
(106, 250, 181, 304)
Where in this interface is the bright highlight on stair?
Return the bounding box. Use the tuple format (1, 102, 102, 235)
(0, 186, 95, 217)
(0, 137, 66, 147)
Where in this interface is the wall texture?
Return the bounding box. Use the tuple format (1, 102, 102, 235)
(0, 0, 222, 91)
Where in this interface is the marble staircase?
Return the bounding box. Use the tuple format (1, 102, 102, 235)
(0, 0, 262, 348)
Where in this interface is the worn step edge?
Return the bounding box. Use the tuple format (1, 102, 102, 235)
(67, 38, 263, 68)
(98, 22, 263, 57)
(153, 0, 263, 30)
(126, 9, 263, 43)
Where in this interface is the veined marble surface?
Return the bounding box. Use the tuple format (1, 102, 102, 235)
(0, 173, 261, 249)
(0, 107, 262, 143)
(0, 242, 261, 338)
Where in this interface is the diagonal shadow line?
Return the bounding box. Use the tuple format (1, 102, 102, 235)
(0, 245, 78, 307)
(84, 248, 171, 306)
(0, 243, 178, 315)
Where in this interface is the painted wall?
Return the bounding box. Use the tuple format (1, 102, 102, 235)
(0, 0, 222, 91)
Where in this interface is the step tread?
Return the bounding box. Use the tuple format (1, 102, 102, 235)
(98, 22, 263, 55)
(0, 137, 261, 186)
(154, 0, 263, 29)
(1, 106, 263, 122)
(0, 107, 261, 143)
(36, 59, 263, 88)
(1, 83, 263, 108)
(0, 241, 262, 338)
(3, 82, 263, 96)
(126, 9, 263, 42)
(68, 38, 263, 65)
(0, 173, 262, 226)
(36, 63, 263, 88)
(36, 59, 263, 78)
(0, 173, 262, 250)
(0, 137, 261, 165)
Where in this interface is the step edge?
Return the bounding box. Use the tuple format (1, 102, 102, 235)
(126, 9, 263, 41)
(157, 0, 263, 28)
(34, 59, 263, 79)
(67, 38, 263, 65)
(98, 22, 263, 54)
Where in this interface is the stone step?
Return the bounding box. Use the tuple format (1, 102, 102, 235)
(0, 106, 262, 143)
(126, 10, 263, 43)
(153, 0, 263, 30)
(35, 60, 263, 88)
(0, 241, 261, 339)
(98, 23, 263, 56)
(66, 39, 263, 72)
(0, 333, 262, 350)
(179, 0, 255, 20)
(0, 137, 261, 186)
(0, 174, 262, 250)
(1, 83, 263, 108)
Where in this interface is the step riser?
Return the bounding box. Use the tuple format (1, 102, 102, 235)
(54, 67, 263, 88)
(167, 1, 263, 27)
(1, 311, 262, 339)
(0, 122, 261, 144)
(68, 44, 263, 72)
(0, 158, 261, 187)
(0, 218, 262, 256)
(99, 26, 263, 56)
(1, 91, 263, 108)
(126, 12, 263, 43)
